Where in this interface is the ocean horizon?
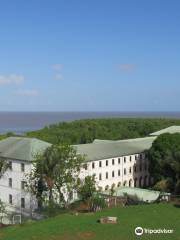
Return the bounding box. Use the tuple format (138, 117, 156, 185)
(0, 111, 180, 134)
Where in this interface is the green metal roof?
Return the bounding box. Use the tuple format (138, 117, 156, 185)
(150, 126, 180, 136)
(2, 124, 178, 163)
(93, 136, 156, 144)
(0, 137, 51, 161)
(74, 136, 156, 162)
(103, 187, 161, 202)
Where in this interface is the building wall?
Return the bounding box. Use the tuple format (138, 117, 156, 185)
(0, 159, 37, 212)
(0, 152, 150, 211)
(79, 153, 150, 191)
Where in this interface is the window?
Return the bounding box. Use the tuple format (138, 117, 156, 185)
(118, 169, 120, 176)
(124, 157, 126, 163)
(134, 166, 137, 172)
(21, 163, 25, 172)
(135, 155, 138, 160)
(9, 178, 12, 187)
(140, 154, 143, 160)
(112, 159, 115, 165)
(118, 158, 120, 164)
(106, 172, 108, 179)
(140, 164, 142, 172)
(21, 181, 26, 190)
(9, 161, 12, 171)
(117, 182, 121, 187)
(106, 160, 108, 166)
(112, 171, 115, 178)
(99, 173, 102, 180)
(144, 163, 147, 171)
(92, 162, 95, 169)
(130, 156, 132, 162)
(9, 194, 12, 204)
(124, 168, 126, 175)
(129, 167, 132, 173)
(99, 161, 102, 167)
(21, 198, 25, 208)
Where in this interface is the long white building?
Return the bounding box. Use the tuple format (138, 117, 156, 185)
(0, 126, 179, 212)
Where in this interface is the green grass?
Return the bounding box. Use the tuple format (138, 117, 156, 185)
(1, 203, 180, 240)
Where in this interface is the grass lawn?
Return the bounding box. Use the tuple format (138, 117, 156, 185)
(0, 203, 180, 240)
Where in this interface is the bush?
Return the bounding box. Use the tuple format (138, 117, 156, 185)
(90, 194, 107, 212)
(153, 178, 174, 192)
(175, 180, 180, 194)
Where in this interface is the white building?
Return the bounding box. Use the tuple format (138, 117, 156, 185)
(0, 126, 179, 212)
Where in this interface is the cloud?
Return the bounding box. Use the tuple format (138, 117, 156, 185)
(54, 73, 63, 80)
(15, 89, 39, 97)
(0, 74, 25, 85)
(52, 64, 63, 71)
(117, 64, 136, 72)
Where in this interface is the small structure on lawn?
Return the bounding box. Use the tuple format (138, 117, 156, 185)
(99, 216, 117, 224)
(101, 187, 170, 204)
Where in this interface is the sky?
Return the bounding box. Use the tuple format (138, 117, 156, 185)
(0, 0, 180, 112)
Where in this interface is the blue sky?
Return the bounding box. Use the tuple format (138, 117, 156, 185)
(0, 0, 180, 111)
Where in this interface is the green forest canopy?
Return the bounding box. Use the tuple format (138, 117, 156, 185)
(148, 133, 180, 193)
(25, 118, 180, 145)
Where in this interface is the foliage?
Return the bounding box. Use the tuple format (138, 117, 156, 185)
(0, 132, 17, 141)
(77, 175, 96, 203)
(0, 158, 10, 179)
(110, 183, 116, 196)
(27, 144, 84, 207)
(175, 180, 180, 194)
(148, 133, 180, 192)
(153, 178, 174, 192)
(26, 118, 180, 145)
(90, 194, 107, 212)
(0, 199, 6, 223)
(36, 202, 67, 218)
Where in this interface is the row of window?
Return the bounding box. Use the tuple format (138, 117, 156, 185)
(9, 194, 25, 208)
(134, 163, 148, 172)
(98, 168, 129, 180)
(9, 162, 25, 172)
(103, 175, 150, 190)
(97, 163, 149, 181)
(8, 178, 26, 190)
(91, 154, 144, 169)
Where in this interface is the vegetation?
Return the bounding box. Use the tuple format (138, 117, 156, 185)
(0, 200, 6, 224)
(77, 175, 96, 204)
(148, 133, 180, 193)
(27, 144, 84, 208)
(0, 158, 9, 179)
(0, 203, 179, 240)
(77, 175, 106, 211)
(26, 118, 180, 144)
(0, 132, 16, 141)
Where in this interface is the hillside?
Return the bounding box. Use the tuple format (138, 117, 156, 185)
(1, 203, 179, 240)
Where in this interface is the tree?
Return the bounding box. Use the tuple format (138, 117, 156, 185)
(77, 175, 96, 202)
(0, 159, 9, 223)
(77, 175, 96, 210)
(28, 144, 84, 207)
(0, 200, 6, 224)
(148, 133, 180, 192)
(0, 158, 9, 179)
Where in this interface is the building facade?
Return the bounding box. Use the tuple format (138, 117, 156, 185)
(1, 126, 178, 212)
